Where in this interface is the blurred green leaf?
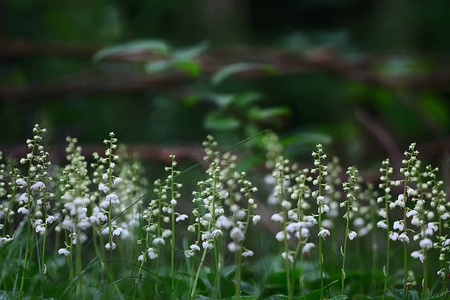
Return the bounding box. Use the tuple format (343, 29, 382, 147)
(306, 280, 338, 300)
(247, 107, 291, 122)
(173, 42, 208, 61)
(329, 295, 349, 300)
(175, 60, 202, 77)
(145, 61, 173, 73)
(205, 94, 235, 108)
(211, 63, 276, 86)
(232, 93, 263, 108)
(204, 111, 240, 131)
(93, 40, 169, 62)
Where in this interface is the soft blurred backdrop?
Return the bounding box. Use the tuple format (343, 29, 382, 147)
(1, 0, 449, 190)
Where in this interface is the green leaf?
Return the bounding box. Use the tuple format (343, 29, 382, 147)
(93, 39, 169, 62)
(232, 93, 262, 108)
(211, 63, 275, 86)
(173, 42, 208, 61)
(175, 60, 202, 77)
(247, 106, 291, 122)
(306, 280, 339, 300)
(145, 61, 173, 73)
(329, 295, 349, 300)
(204, 94, 235, 108)
(204, 112, 240, 131)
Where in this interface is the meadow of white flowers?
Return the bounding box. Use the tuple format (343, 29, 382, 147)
(0, 125, 448, 300)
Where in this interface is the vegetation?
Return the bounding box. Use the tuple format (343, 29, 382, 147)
(0, 126, 448, 299)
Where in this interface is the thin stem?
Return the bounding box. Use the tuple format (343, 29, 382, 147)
(191, 248, 208, 299)
(170, 159, 175, 293)
(341, 198, 350, 295)
(235, 246, 242, 298)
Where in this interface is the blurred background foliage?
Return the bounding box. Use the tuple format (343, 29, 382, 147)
(0, 0, 449, 183)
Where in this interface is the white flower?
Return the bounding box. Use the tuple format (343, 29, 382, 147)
(61, 192, 73, 201)
(302, 242, 315, 253)
(389, 232, 398, 241)
(411, 216, 420, 227)
(348, 231, 357, 240)
(98, 183, 109, 193)
(230, 227, 245, 242)
(202, 241, 213, 250)
(19, 193, 31, 203)
(411, 250, 424, 263)
(170, 199, 177, 206)
(190, 244, 201, 252)
(242, 250, 254, 257)
(147, 248, 158, 260)
(301, 228, 310, 238)
(406, 210, 418, 218)
(113, 227, 123, 237)
(203, 213, 213, 221)
(377, 220, 388, 230)
(176, 214, 188, 222)
(217, 215, 233, 229)
(437, 269, 446, 278)
(58, 248, 70, 257)
(443, 239, 450, 247)
(275, 231, 289, 242)
(30, 181, 44, 191)
(227, 242, 240, 252)
(305, 216, 317, 227)
(46, 215, 56, 224)
(318, 229, 330, 240)
(281, 252, 294, 263)
(393, 221, 404, 231)
(162, 229, 172, 238)
(18, 207, 29, 215)
(321, 219, 332, 229)
(318, 204, 329, 214)
(395, 195, 405, 208)
(271, 213, 284, 223)
(105, 242, 116, 250)
(419, 238, 433, 250)
(286, 222, 300, 233)
(16, 178, 27, 187)
(138, 254, 144, 262)
(252, 215, 261, 225)
(441, 213, 449, 220)
(398, 233, 410, 243)
(235, 210, 246, 220)
(112, 177, 123, 186)
(353, 217, 364, 227)
(0, 237, 12, 246)
(106, 193, 120, 205)
(211, 229, 223, 238)
(35, 225, 45, 235)
(152, 238, 165, 246)
(427, 222, 438, 233)
(316, 196, 324, 205)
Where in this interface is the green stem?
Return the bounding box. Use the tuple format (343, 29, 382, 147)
(18, 220, 31, 300)
(170, 161, 175, 292)
(341, 200, 350, 295)
(191, 247, 208, 298)
(76, 231, 82, 298)
(235, 246, 242, 298)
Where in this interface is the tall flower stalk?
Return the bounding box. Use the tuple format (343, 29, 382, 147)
(341, 166, 359, 295)
(399, 143, 418, 300)
(377, 158, 393, 299)
(311, 144, 328, 300)
(16, 124, 48, 299)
